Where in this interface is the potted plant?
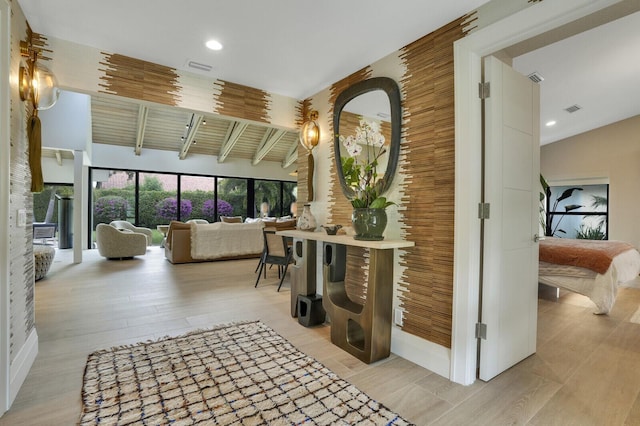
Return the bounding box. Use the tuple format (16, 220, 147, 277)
(340, 118, 395, 240)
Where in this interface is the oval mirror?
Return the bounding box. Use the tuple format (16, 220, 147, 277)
(333, 77, 401, 201)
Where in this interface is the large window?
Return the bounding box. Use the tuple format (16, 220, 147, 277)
(254, 179, 281, 218)
(546, 183, 609, 240)
(138, 172, 178, 226)
(180, 175, 217, 222)
(92, 169, 135, 226)
(217, 178, 248, 220)
(89, 168, 295, 246)
(33, 183, 74, 225)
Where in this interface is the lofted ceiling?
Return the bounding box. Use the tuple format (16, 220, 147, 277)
(20, 0, 640, 166)
(88, 94, 300, 166)
(21, 0, 489, 167)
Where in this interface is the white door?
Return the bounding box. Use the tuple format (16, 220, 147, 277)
(479, 56, 540, 381)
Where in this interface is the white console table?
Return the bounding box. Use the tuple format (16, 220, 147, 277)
(278, 229, 414, 363)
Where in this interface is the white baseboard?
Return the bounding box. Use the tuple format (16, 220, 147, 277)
(9, 328, 38, 405)
(391, 326, 451, 379)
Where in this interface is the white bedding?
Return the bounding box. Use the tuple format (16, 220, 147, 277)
(539, 248, 640, 314)
(190, 221, 264, 260)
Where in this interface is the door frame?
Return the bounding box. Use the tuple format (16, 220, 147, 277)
(451, 0, 624, 385)
(1, 0, 10, 415)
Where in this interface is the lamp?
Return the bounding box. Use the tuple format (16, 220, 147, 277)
(300, 110, 319, 201)
(19, 39, 60, 192)
(19, 43, 60, 110)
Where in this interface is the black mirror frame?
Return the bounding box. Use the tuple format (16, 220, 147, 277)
(333, 77, 402, 201)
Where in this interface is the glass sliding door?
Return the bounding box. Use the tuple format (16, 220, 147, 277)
(139, 172, 178, 231)
(217, 177, 248, 221)
(33, 183, 74, 245)
(254, 180, 281, 218)
(89, 167, 296, 247)
(283, 182, 297, 217)
(91, 169, 136, 246)
(180, 175, 216, 222)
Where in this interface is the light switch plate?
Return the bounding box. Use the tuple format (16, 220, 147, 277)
(17, 209, 26, 227)
(394, 308, 404, 326)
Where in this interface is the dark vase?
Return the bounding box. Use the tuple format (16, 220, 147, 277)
(351, 208, 387, 241)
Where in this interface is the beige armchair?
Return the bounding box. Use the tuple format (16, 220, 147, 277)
(110, 220, 153, 246)
(96, 224, 147, 259)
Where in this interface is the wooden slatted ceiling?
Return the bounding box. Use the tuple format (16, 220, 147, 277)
(143, 106, 191, 151)
(263, 132, 298, 163)
(91, 96, 139, 147)
(188, 117, 230, 156)
(90, 94, 298, 164)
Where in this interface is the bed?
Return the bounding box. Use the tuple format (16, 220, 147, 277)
(538, 237, 640, 314)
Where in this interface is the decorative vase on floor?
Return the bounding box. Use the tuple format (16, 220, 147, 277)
(352, 208, 387, 241)
(297, 203, 317, 231)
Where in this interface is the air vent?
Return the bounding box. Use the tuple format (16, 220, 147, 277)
(565, 104, 582, 113)
(527, 72, 544, 83)
(187, 61, 213, 72)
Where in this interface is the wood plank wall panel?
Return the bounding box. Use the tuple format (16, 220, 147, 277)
(327, 68, 371, 225)
(99, 53, 181, 106)
(8, 13, 36, 361)
(218, 81, 270, 124)
(295, 99, 312, 206)
(396, 16, 470, 348)
(326, 68, 372, 303)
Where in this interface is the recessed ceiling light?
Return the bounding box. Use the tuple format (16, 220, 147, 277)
(205, 39, 223, 51)
(546, 120, 557, 127)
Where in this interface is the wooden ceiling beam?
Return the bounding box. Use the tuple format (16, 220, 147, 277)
(218, 121, 248, 163)
(281, 141, 298, 168)
(252, 128, 286, 166)
(134, 105, 148, 156)
(178, 114, 203, 160)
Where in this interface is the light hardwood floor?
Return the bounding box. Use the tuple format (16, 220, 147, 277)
(2, 246, 640, 425)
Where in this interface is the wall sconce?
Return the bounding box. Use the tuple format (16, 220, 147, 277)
(300, 110, 319, 201)
(19, 42, 60, 111)
(20, 39, 60, 192)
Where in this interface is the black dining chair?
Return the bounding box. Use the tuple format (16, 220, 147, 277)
(254, 228, 293, 291)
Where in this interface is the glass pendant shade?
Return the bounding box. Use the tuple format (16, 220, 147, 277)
(32, 63, 60, 110)
(300, 113, 319, 151)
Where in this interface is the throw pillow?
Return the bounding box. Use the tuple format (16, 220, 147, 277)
(221, 216, 242, 223)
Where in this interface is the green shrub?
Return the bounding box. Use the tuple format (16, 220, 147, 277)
(93, 196, 128, 228)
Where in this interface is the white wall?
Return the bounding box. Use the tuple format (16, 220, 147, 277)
(42, 156, 74, 183)
(541, 114, 640, 248)
(39, 91, 91, 151)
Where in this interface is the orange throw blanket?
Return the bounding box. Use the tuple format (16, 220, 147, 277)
(539, 237, 635, 275)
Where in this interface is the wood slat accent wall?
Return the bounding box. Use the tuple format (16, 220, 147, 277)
(328, 68, 372, 225)
(396, 16, 470, 348)
(296, 99, 313, 205)
(99, 53, 181, 106)
(218, 81, 270, 124)
(326, 68, 372, 304)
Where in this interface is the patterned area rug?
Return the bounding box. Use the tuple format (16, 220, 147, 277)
(80, 320, 413, 425)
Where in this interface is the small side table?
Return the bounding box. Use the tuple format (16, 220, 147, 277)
(34, 245, 55, 281)
(157, 225, 169, 248)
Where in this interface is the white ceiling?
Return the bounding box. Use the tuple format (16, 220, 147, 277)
(513, 10, 640, 145)
(16, 0, 640, 148)
(17, 0, 488, 100)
